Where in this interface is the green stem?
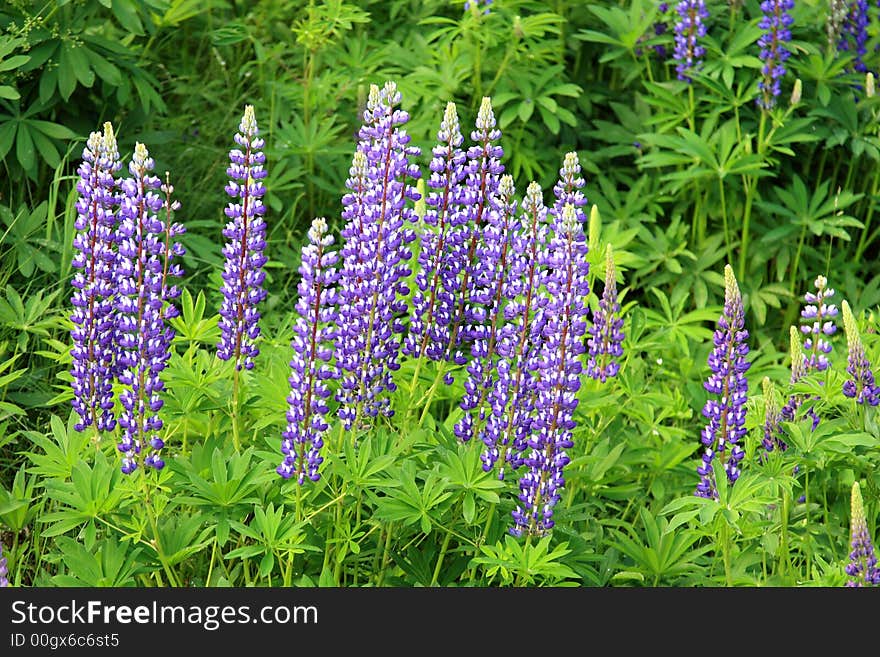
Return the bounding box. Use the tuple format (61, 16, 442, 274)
(739, 111, 767, 280)
(375, 523, 394, 587)
(231, 365, 241, 451)
(720, 520, 733, 587)
(780, 488, 790, 581)
(430, 530, 453, 586)
(418, 360, 448, 426)
(719, 177, 732, 265)
(140, 473, 179, 587)
(855, 167, 880, 260)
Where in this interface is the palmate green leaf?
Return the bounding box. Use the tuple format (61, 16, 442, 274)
(374, 462, 452, 535)
(471, 535, 579, 586)
(40, 451, 130, 537)
(23, 414, 90, 481)
(49, 537, 145, 587)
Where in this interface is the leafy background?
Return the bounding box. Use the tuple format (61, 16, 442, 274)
(0, 0, 878, 587)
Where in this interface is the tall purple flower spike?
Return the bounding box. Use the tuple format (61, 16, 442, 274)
(841, 300, 880, 406)
(511, 204, 590, 537)
(217, 105, 268, 372)
(444, 96, 505, 373)
(587, 243, 625, 382)
(756, 0, 794, 109)
(0, 541, 8, 587)
(454, 175, 519, 444)
(845, 482, 880, 586)
(403, 102, 468, 368)
(483, 181, 549, 479)
(278, 217, 340, 484)
(696, 265, 750, 500)
(335, 82, 421, 430)
(70, 123, 121, 433)
(115, 144, 185, 474)
(672, 0, 709, 82)
(800, 275, 837, 373)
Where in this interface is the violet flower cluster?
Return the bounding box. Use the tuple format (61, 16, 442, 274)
(446, 96, 505, 382)
(696, 265, 750, 500)
(511, 203, 590, 537)
(0, 542, 8, 587)
(335, 82, 421, 429)
(587, 244, 624, 382)
(756, 0, 794, 109)
(761, 376, 786, 453)
(454, 175, 519, 445)
(217, 105, 268, 372)
(481, 181, 549, 478)
(846, 481, 880, 586)
(278, 217, 340, 483)
(672, 0, 709, 82)
(800, 275, 838, 373)
(839, 0, 869, 72)
(115, 143, 185, 474)
(841, 300, 880, 406)
(70, 123, 121, 433)
(403, 102, 468, 369)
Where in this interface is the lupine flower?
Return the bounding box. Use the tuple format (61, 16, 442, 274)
(70, 123, 121, 433)
(454, 175, 519, 444)
(761, 376, 786, 453)
(483, 181, 549, 478)
(845, 481, 880, 586)
(511, 204, 590, 537)
(403, 102, 468, 369)
(587, 244, 625, 382)
(672, 0, 709, 82)
(780, 324, 820, 430)
(800, 274, 838, 372)
(635, 3, 671, 59)
(444, 96, 505, 370)
(335, 82, 421, 429)
(839, 0, 869, 72)
(217, 105, 268, 372)
(841, 300, 880, 406)
(756, 0, 794, 109)
(696, 265, 750, 500)
(0, 542, 8, 587)
(464, 0, 492, 14)
(827, 0, 848, 50)
(115, 144, 185, 474)
(278, 217, 340, 483)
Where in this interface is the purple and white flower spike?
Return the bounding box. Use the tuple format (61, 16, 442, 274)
(70, 123, 121, 433)
(696, 265, 750, 500)
(115, 144, 185, 474)
(335, 82, 421, 430)
(587, 244, 625, 382)
(511, 204, 590, 537)
(846, 482, 880, 586)
(841, 300, 880, 406)
(217, 105, 268, 372)
(672, 0, 709, 82)
(278, 217, 340, 484)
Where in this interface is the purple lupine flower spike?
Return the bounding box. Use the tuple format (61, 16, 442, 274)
(696, 265, 750, 500)
(483, 181, 549, 478)
(761, 376, 786, 453)
(587, 244, 625, 382)
(335, 82, 421, 430)
(511, 204, 590, 537)
(454, 175, 519, 444)
(845, 481, 880, 586)
(672, 0, 709, 82)
(217, 105, 268, 372)
(800, 274, 838, 373)
(70, 123, 121, 433)
(842, 300, 880, 406)
(403, 102, 468, 368)
(115, 144, 184, 474)
(444, 96, 504, 370)
(0, 542, 8, 587)
(278, 218, 340, 484)
(779, 324, 819, 429)
(756, 0, 794, 109)
(838, 0, 869, 72)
